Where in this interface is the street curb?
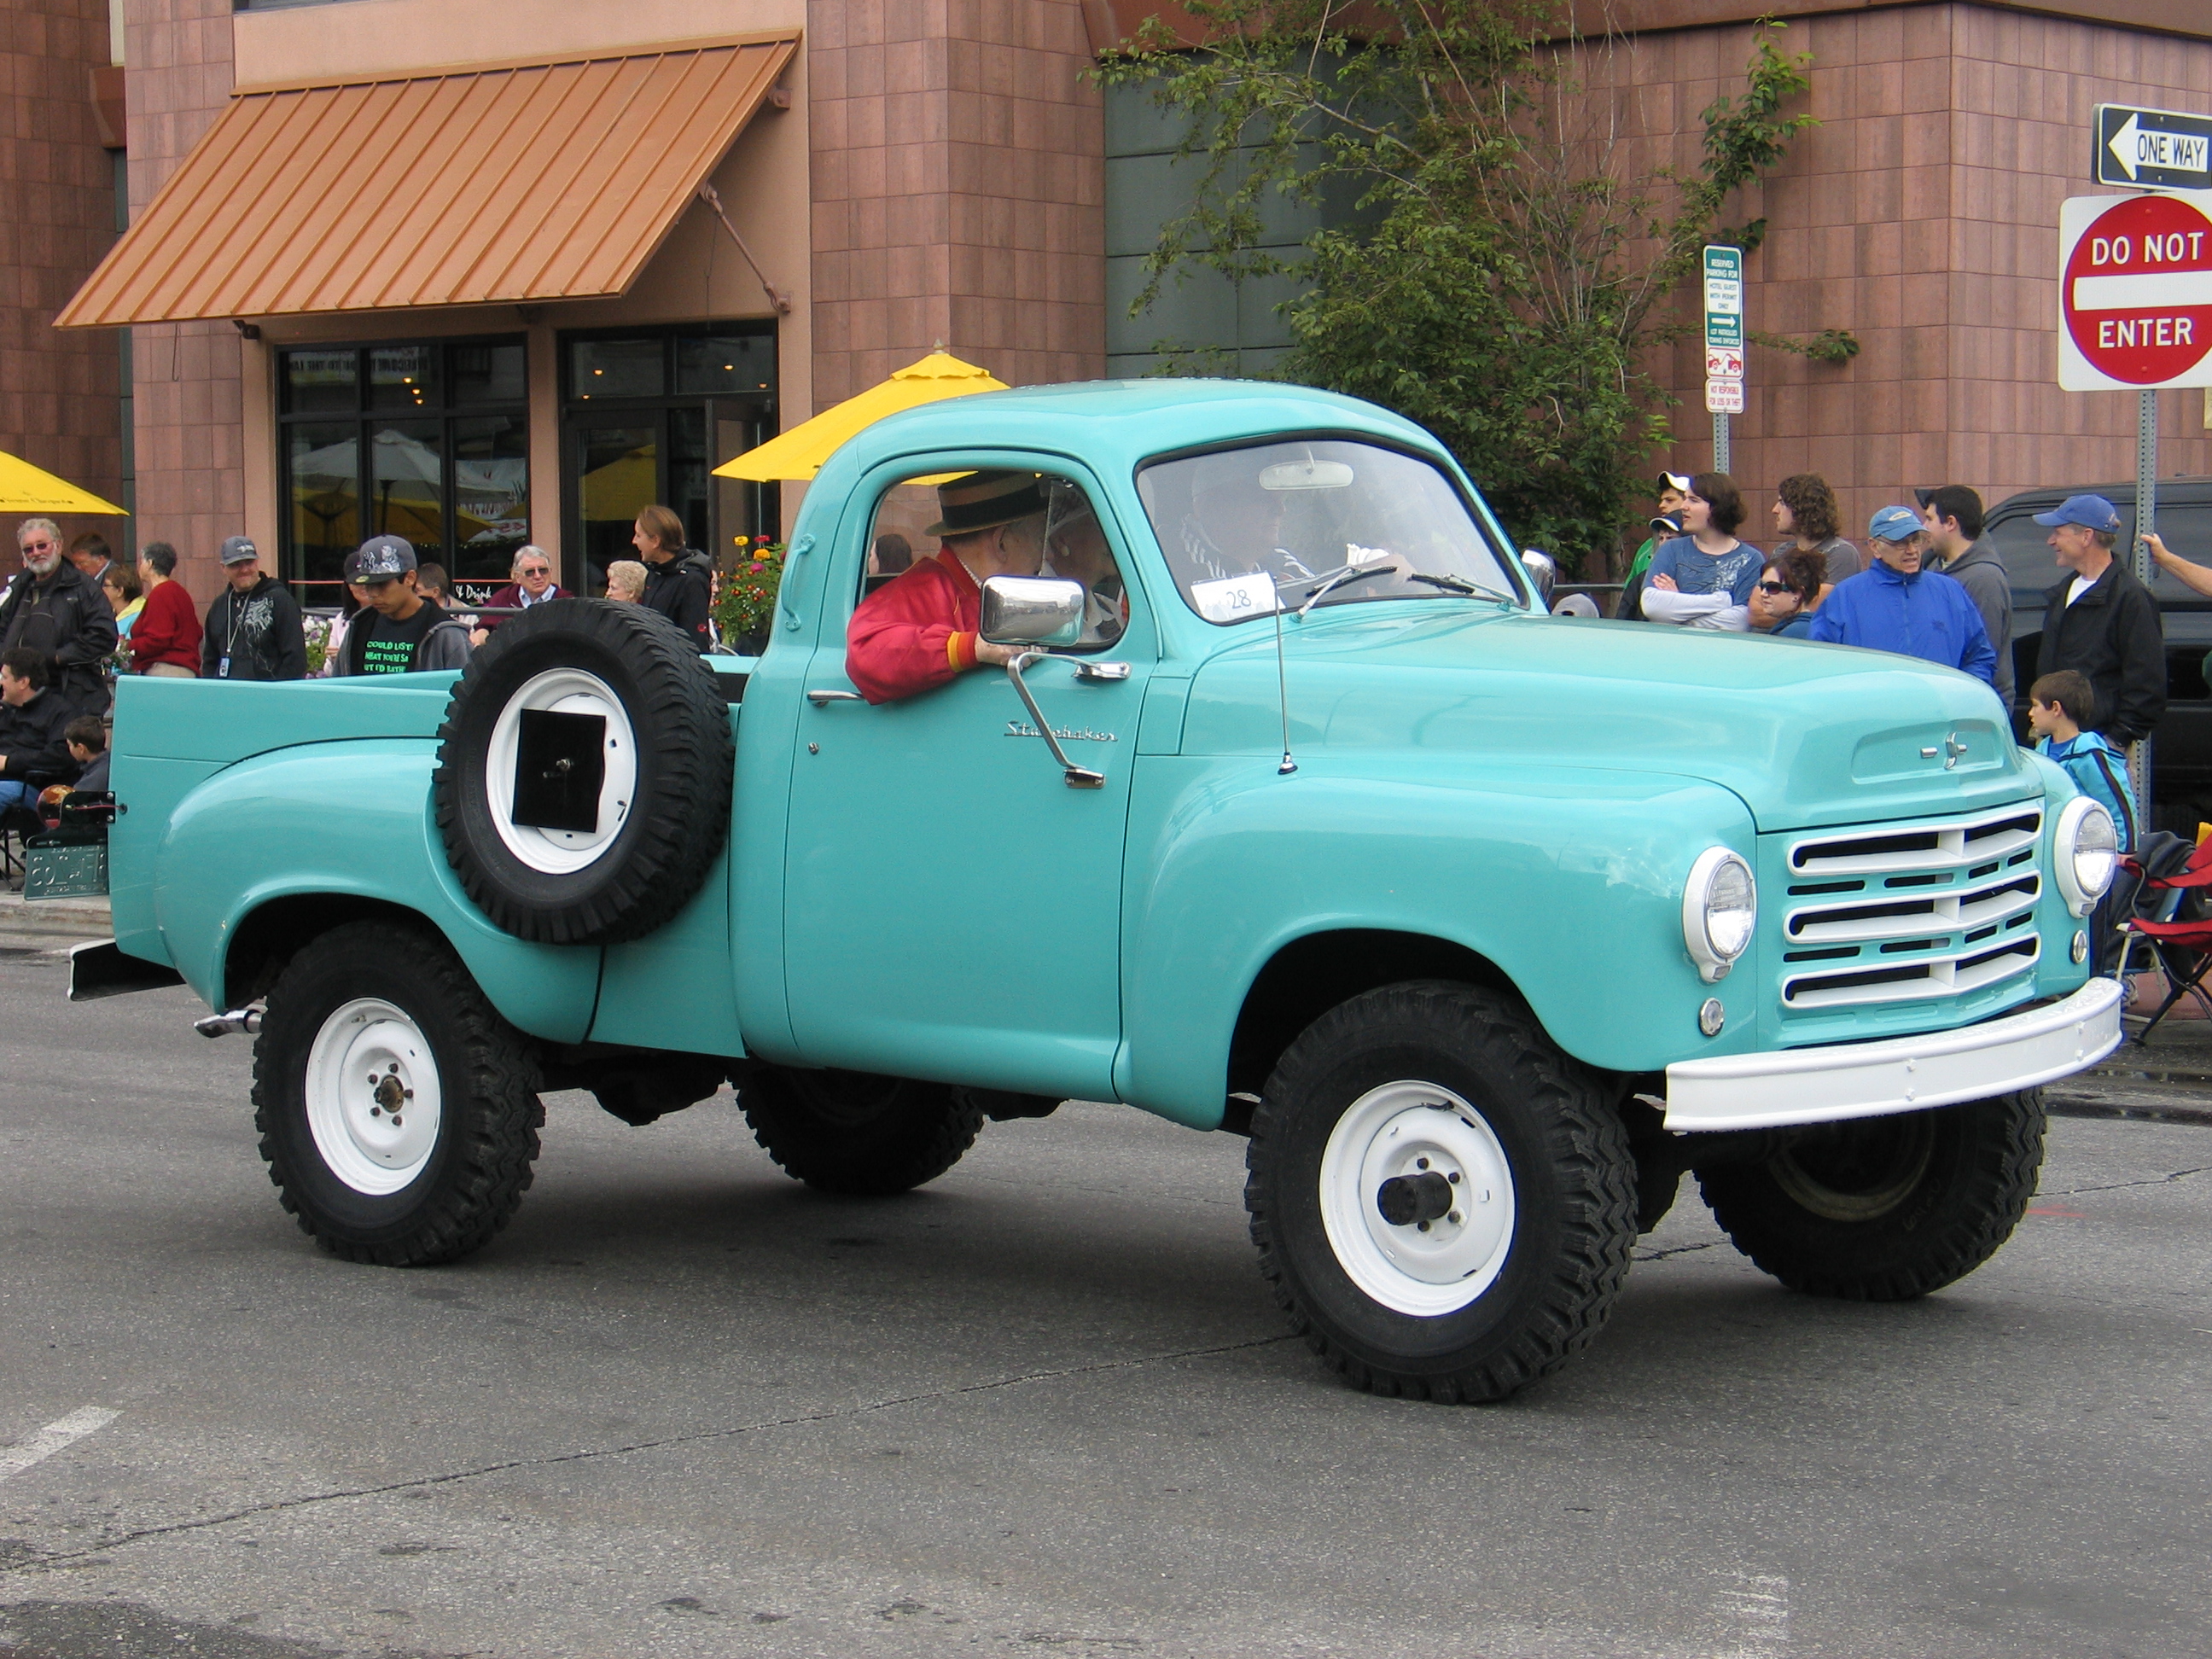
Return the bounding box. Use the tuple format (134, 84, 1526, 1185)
(2047, 1097, 2212, 1129)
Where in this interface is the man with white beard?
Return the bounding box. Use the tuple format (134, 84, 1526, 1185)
(0, 517, 119, 715)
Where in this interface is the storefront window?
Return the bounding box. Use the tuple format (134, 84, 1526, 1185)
(287, 422, 358, 577)
(571, 337, 666, 400)
(674, 333, 774, 396)
(368, 344, 439, 411)
(278, 337, 528, 602)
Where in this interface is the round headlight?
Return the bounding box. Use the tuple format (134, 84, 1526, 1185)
(1683, 847, 1757, 982)
(2053, 795, 2118, 917)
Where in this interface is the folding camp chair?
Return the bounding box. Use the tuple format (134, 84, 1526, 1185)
(0, 802, 42, 888)
(2116, 834, 2212, 1040)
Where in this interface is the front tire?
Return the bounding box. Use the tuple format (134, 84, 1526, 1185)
(737, 1065, 984, 1196)
(1247, 981, 1638, 1403)
(1697, 1091, 2046, 1300)
(253, 922, 544, 1266)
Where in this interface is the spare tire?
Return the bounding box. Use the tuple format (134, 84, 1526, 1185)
(433, 600, 734, 945)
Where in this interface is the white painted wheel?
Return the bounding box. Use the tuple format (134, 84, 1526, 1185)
(304, 997, 444, 1196)
(1318, 1080, 1517, 1317)
(482, 667, 637, 875)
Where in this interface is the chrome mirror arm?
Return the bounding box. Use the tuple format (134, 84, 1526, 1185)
(1006, 651, 1106, 789)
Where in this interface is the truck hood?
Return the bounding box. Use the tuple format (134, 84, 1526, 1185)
(1179, 607, 2034, 831)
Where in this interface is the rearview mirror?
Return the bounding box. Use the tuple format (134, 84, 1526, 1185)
(980, 575, 1085, 648)
(1519, 549, 1557, 605)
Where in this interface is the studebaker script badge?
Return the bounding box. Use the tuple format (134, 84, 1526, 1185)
(1007, 721, 1118, 743)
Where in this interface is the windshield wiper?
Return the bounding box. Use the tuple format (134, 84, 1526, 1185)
(1405, 570, 1519, 605)
(1295, 564, 1395, 617)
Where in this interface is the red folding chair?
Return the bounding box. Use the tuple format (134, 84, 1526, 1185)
(2118, 835, 2212, 1039)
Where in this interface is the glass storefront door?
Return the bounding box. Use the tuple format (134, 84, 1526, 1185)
(573, 419, 659, 595)
(561, 327, 777, 595)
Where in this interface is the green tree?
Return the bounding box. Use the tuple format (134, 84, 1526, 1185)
(1096, 3, 1835, 569)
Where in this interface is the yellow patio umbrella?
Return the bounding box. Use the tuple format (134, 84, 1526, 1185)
(0, 450, 127, 515)
(713, 352, 1008, 482)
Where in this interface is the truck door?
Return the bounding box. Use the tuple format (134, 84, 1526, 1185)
(781, 463, 1150, 1100)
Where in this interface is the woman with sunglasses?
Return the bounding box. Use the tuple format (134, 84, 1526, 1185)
(1747, 549, 1827, 637)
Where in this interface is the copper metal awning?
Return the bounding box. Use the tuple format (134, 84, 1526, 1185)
(56, 31, 797, 328)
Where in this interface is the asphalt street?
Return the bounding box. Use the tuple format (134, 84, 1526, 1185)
(2, 943, 2209, 1659)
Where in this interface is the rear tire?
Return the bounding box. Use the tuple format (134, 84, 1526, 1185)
(737, 1065, 984, 1196)
(1697, 1091, 2046, 1300)
(253, 922, 544, 1266)
(1246, 981, 1638, 1402)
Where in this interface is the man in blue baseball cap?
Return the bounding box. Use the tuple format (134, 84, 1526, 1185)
(1807, 505, 1997, 687)
(2031, 494, 2164, 745)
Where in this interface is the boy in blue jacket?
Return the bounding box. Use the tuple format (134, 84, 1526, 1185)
(2028, 669, 2136, 850)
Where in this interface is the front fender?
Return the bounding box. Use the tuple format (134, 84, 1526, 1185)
(1119, 756, 1759, 1125)
(150, 740, 601, 1040)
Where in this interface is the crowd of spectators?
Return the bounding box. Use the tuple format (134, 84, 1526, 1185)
(1595, 469, 2170, 849)
(1612, 474, 2130, 691)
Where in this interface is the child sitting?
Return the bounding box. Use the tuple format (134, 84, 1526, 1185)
(2027, 670, 2135, 850)
(64, 716, 109, 795)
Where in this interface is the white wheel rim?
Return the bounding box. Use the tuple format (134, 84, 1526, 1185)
(305, 998, 443, 1196)
(1318, 1081, 1517, 1317)
(483, 667, 637, 875)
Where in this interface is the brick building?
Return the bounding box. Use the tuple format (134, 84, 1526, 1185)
(15, 0, 2212, 602)
(3, 0, 129, 556)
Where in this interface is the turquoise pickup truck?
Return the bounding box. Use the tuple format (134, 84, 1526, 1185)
(79, 381, 2123, 1402)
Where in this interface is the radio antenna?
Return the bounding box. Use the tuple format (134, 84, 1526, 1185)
(1272, 583, 1295, 776)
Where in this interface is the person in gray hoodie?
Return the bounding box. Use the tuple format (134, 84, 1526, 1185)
(335, 536, 472, 676)
(1920, 485, 2013, 706)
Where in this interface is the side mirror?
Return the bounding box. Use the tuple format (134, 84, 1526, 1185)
(980, 575, 1085, 648)
(1520, 549, 1557, 605)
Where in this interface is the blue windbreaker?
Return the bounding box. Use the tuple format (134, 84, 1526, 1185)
(1807, 560, 1997, 687)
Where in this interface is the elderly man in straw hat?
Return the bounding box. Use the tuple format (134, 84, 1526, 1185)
(846, 470, 1050, 703)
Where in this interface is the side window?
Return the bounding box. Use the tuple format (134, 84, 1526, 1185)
(859, 471, 1130, 649)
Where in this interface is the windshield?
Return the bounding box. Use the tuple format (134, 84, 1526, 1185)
(1137, 439, 1526, 626)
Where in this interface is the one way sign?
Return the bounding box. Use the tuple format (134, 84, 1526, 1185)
(2095, 104, 2212, 192)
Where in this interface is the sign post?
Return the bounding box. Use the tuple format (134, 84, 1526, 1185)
(2058, 188, 2212, 810)
(1703, 245, 1743, 473)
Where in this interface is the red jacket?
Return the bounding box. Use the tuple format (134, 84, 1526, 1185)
(846, 550, 981, 704)
(131, 578, 202, 672)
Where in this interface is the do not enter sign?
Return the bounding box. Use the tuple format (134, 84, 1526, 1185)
(2059, 192, 2212, 390)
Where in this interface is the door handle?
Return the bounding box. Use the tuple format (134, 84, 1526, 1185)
(806, 689, 864, 706)
(1072, 661, 1131, 683)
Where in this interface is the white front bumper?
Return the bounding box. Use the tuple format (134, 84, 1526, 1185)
(1662, 979, 2122, 1132)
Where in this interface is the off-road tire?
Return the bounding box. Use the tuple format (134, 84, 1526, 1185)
(737, 1065, 985, 1196)
(253, 921, 544, 1266)
(434, 598, 734, 945)
(1697, 1091, 2046, 1300)
(1246, 981, 1639, 1403)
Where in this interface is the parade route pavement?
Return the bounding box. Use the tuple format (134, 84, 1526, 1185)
(1, 945, 2208, 1658)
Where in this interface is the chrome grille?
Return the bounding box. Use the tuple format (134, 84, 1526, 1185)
(1780, 806, 2043, 1012)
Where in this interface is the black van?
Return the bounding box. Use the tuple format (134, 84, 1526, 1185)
(1987, 478, 2212, 832)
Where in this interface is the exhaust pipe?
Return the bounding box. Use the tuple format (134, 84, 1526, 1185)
(195, 1004, 264, 1039)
